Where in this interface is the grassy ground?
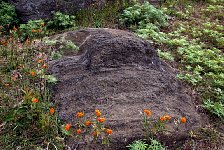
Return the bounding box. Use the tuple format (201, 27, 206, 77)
(153, 1, 224, 149)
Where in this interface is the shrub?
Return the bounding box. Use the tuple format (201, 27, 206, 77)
(119, 2, 168, 29)
(47, 12, 76, 30)
(19, 19, 46, 41)
(0, 1, 18, 27)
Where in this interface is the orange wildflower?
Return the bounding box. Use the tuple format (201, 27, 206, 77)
(30, 71, 36, 76)
(95, 109, 101, 117)
(164, 115, 171, 121)
(42, 64, 48, 69)
(38, 59, 43, 63)
(1, 40, 7, 46)
(160, 116, 166, 122)
(77, 129, 81, 134)
(12, 26, 17, 31)
(65, 124, 71, 131)
(105, 129, 113, 135)
(180, 117, 187, 123)
(76, 112, 84, 118)
(41, 22, 45, 26)
(38, 29, 42, 33)
(85, 120, 92, 126)
(144, 109, 152, 117)
(32, 29, 37, 33)
(4, 83, 10, 88)
(50, 108, 55, 114)
(97, 117, 105, 123)
(92, 131, 97, 137)
(32, 97, 39, 103)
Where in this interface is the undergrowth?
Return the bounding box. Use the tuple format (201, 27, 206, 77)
(120, 0, 224, 121)
(0, 25, 65, 149)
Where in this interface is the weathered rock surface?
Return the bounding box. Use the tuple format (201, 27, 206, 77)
(8, 0, 95, 22)
(49, 28, 202, 149)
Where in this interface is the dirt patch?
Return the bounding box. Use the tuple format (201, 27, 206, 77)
(49, 28, 202, 149)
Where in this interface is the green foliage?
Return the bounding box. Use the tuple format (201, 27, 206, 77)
(157, 49, 174, 61)
(127, 140, 149, 150)
(128, 1, 224, 120)
(47, 12, 76, 30)
(43, 36, 79, 59)
(0, 1, 18, 27)
(63, 40, 79, 51)
(0, 29, 64, 149)
(120, 2, 168, 29)
(204, 100, 224, 121)
(148, 139, 165, 150)
(19, 19, 46, 41)
(127, 139, 165, 150)
(44, 75, 58, 84)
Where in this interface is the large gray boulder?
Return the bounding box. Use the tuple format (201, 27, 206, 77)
(8, 0, 95, 22)
(48, 28, 202, 149)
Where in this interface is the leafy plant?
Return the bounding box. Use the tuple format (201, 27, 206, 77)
(0, 1, 18, 27)
(204, 100, 224, 121)
(47, 12, 76, 30)
(157, 49, 174, 61)
(128, 1, 224, 120)
(148, 139, 165, 150)
(127, 140, 149, 150)
(19, 19, 46, 41)
(127, 139, 165, 150)
(0, 27, 64, 149)
(120, 2, 168, 29)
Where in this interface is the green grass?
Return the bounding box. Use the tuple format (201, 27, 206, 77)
(0, 30, 65, 149)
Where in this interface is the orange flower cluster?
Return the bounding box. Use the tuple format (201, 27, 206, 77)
(85, 120, 92, 126)
(95, 109, 101, 117)
(76, 112, 84, 118)
(37, 59, 43, 63)
(50, 108, 55, 114)
(97, 117, 105, 123)
(77, 129, 81, 134)
(180, 117, 187, 123)
(144, 109, 152, 117)
(105, 128, 113, 135)
(4, 83, 10, 88)
(32, 97, 39, 103)
(160, 115, 171, 122)
(12, 26, 17, 31)
(64, 109, 112, 139)
(65, 124, 71, 131)
(1, 40, 7, 46)
(30, 71, 36, 76)
(92, 131, 97, 137)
